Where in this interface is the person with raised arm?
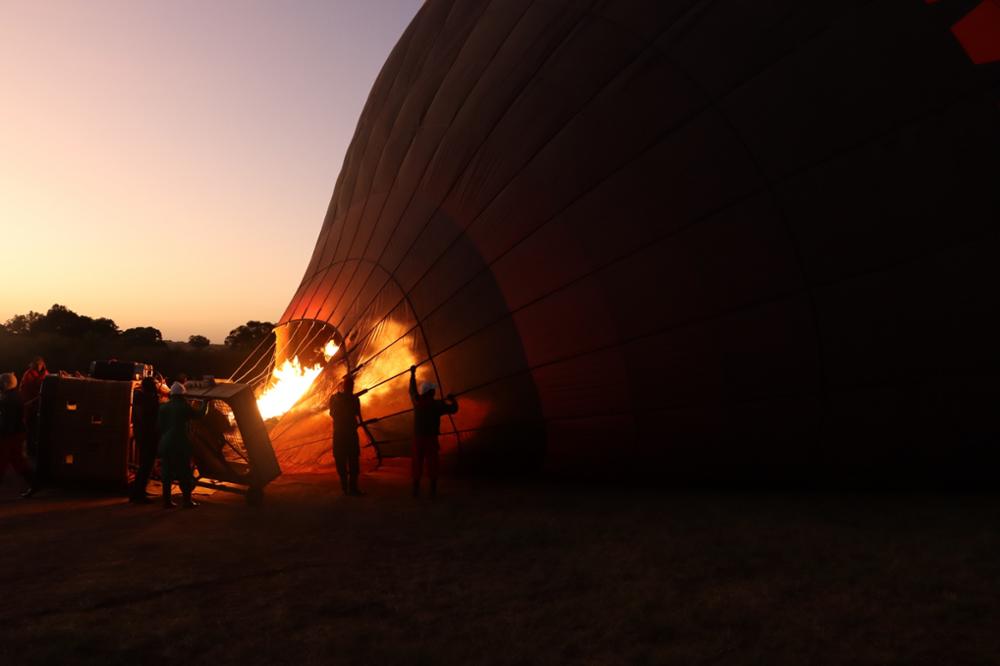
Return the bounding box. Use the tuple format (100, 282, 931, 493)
(409, 365, 458, 499)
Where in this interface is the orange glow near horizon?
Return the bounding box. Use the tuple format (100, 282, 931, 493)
(0, 1, 422, 343)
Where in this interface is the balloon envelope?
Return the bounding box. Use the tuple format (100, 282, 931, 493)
(267, 0, 1000, 480)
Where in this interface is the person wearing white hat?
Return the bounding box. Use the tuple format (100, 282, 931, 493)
(157, 380, 208, 508)
(408, 365, 458, 498)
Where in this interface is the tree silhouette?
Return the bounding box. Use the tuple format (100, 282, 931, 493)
(32, 304, 85, 337)
(91, 317, 120, 338)
(2, 311, 44, 335)
(225, 321, 275, 349)
(188, 334, 211, 348)
(121, 326, 165, 347)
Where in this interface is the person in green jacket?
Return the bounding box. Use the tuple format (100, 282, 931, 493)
(158, 381, 208, 508)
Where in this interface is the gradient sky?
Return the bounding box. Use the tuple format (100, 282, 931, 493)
(0, 0, 422, 342)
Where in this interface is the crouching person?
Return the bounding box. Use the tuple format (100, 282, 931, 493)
(409, 365, 458, 499)
(0, 373, 36, 498)
(158, 382, 208, 508)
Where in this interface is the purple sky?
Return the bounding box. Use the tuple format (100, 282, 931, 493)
(0, 0, 423, 342)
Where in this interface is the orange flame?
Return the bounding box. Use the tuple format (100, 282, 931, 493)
(354, 320, 418, 411)
(256, 340, 339, 420)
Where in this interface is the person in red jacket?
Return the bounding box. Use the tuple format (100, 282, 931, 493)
(409, 365, 458, 499)
(19, 357, 47, 458)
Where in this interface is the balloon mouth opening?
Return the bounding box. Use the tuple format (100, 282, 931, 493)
(254, 322, 345, 422)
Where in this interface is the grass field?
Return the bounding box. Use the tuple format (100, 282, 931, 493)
(1, 464, 997, 665)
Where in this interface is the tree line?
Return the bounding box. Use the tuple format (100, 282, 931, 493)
(1, 304, 275, 380)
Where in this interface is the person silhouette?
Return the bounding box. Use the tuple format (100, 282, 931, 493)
(157, 382, 208, 508)
(409, 365, 458, 499)
(329, 375, 363, 496)
(0, 373, 36, 498)
(19, 356, 47, 459)
(129, 377, 162, 504)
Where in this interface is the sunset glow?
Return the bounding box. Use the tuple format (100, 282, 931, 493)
(0, 0, 421, 342)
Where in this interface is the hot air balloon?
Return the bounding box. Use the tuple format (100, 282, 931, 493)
(233, 0, 1000, 482)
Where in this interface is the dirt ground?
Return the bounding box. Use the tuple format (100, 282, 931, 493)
(1, 463, 998, 666)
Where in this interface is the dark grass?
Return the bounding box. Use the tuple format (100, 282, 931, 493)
(1, 464, 998, 665)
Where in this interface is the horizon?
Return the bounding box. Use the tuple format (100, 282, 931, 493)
(0, 0, 422, 343)
(2, 301, 269, 346)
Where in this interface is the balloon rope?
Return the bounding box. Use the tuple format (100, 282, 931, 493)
(228, 335, 275, 381)
(230, 339, 276, 384)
